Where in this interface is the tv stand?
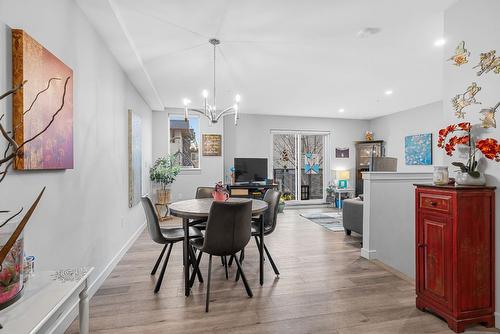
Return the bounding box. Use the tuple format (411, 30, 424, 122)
(227, 183, 278, 199)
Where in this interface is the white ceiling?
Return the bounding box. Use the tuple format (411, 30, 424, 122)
(77, 0, 457, 119)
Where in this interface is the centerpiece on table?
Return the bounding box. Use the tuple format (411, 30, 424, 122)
(149, 155, 181, 205)
(437, 122, 500, 185)
(212, 182, 229, 201)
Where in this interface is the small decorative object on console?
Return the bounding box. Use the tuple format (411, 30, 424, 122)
(0, 223, 24, 310)
(212, 181, 229, 201)
(437, 122, 500, 185)
(364, 131, 374, 141)
(433, 166, 449, 185)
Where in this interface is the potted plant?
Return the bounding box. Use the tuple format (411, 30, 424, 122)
(149, 155, 181, 204)
(437, 122, 500, 185)
(326, 184, 336, 204)
(278, 196, 286, 213)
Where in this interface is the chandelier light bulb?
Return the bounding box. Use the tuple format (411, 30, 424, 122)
(202, 90, 209, 98)
(235, 94, 241, 103)
(183, 98, 191, 106)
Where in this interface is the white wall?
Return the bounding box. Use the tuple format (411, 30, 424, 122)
(224, 113, 370, 188)
(152, 108, 223, 201)
(443, 0, 500, 324)
(369, 101, 444, 171)
(0, 0, 151, 299)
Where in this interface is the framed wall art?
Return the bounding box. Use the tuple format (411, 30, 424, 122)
(12, 29, 73, 170)
(202, 134, 222, 156)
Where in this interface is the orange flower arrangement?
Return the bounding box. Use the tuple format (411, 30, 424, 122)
(437, 122, 500, 177)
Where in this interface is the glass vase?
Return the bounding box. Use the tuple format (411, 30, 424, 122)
(0, 221, 24, 310)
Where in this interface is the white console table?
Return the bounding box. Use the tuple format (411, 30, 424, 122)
(0, 267, 93, 334)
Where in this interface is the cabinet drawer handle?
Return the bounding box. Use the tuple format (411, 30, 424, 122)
(417, 243, 427, 248)
(429, 201, 438, 206)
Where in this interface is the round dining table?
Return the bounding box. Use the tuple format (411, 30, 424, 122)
(169, 197, 268, 297)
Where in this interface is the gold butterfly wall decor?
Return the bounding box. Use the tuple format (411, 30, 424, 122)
(473, 50, 500, 76)
(480, 102, 500, 129)
(447, 41, 470, 66)
(451, 82, 482, 119)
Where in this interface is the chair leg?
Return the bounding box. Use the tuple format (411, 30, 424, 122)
(188, 246, 203, 285)
(254, 236, 263, 257)
(228, 255, 234, 267)
(234, 255, 253, 298)
(235, 250, 244, 282)
(206, 255, 212, 312)
(154, 243, 172, 293)
(223, 256, 229, 280)
(151, 244, 168, 275)
(189, 250, 203, 287)
(263, 242, 280, 277)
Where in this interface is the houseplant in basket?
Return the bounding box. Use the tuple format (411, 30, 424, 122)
(149, 155, 181, 204)
(437, 122, 500, 185)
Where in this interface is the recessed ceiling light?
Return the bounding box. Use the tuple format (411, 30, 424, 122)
(434, 38, 446, 46)
(385, 90, 393, 95)
(339, 108, 345, 113)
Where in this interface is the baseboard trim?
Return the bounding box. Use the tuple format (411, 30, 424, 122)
(371, 259, 414, 284)
(52, 221, 146, 333)
(361, 248, 376, 259)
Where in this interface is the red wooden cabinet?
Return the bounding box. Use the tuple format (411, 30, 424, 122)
(415, 184, 495, 333)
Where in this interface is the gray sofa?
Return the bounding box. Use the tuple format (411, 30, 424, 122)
(342, 196, 363, 235)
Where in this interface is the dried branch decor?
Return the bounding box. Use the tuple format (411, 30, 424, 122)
(0, 77, 69, 264)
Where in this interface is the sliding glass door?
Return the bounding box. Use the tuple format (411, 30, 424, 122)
(272, 131, 329, 203)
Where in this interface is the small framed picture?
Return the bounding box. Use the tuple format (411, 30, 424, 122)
(335, 147, 349, 158)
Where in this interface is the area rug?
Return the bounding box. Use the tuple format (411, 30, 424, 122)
(300, 212, 344, 232)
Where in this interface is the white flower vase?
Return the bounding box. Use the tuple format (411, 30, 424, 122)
(455, 171, 486, 186)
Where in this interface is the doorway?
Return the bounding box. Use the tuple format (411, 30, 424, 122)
(271, 130, 330, 204)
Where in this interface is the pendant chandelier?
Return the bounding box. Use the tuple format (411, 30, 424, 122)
(182, 38, 241, 125)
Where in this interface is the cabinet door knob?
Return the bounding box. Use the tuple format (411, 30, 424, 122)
(429, 201, 438, 206)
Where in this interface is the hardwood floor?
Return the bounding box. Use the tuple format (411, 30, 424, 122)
(67, 207, 497, 333)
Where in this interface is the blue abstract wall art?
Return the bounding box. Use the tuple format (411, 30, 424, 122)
(405, 133, 432, 165)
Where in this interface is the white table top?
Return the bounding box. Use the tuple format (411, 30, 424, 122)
(0, 267, 93, 334)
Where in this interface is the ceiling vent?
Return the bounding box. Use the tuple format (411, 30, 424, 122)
(357, 27, 381, 38)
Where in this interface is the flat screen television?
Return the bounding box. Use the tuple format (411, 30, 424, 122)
(234, 158, 268, 183)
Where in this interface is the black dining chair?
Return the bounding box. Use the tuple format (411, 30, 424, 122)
(252, 189, 281, 277)
(191, 186, 231, 278)
(141, 196, 203, 293)
(234, 189, 281, 280)
(191, 186, 213, 230)
(189, 200, 253, 312)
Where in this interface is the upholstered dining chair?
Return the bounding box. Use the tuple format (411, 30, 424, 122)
(189, 200, 253, 312)
(234, 189, 281, 280)
(191, 186, 213, 230)
(191, 186, 230, 278)
(141, 196, 203, 293)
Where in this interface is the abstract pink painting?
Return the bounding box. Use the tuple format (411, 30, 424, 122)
(12, 29, 73, 170)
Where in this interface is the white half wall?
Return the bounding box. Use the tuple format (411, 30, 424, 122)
(369, 101, 444, 172)
(152, 108, 223, 201)
(0, 0, 152, 307)
(361, 172, 433, 277)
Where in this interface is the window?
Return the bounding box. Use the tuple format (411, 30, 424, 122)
(169, 115, 200, 169)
